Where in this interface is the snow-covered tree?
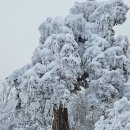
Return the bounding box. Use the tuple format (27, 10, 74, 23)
(95, 97, 130, 130)
(0, 0, 129, 130)
(4, 29, 83, 130)
(66, 0, 129, 130)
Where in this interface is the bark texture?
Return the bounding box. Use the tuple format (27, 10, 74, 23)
(53, 105, 69, 130)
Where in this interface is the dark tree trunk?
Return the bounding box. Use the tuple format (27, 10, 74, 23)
(52, 104, 69, 130)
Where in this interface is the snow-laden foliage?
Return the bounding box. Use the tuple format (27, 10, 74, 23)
(0, 0, 129, 130)
(0, 79, 15, 105)
(39, 17, 73, 44)
(95, 97, 130, 130)
(4, 33, 82, 130)
(0, 80, 16, 130)
(67, 0, 130, 129)
(65, 14, 87, 42)
(68, 89, 102, 130)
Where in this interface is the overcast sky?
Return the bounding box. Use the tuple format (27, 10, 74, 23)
(0, 0, 130, 79)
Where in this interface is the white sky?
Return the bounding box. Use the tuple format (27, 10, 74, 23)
(0, 0, 130, 79)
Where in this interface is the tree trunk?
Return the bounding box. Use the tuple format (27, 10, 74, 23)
(52, 104, 69, 130)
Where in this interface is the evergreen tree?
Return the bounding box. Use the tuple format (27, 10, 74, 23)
(66, 0, 129, 129)
(0, 0, 129, 130)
